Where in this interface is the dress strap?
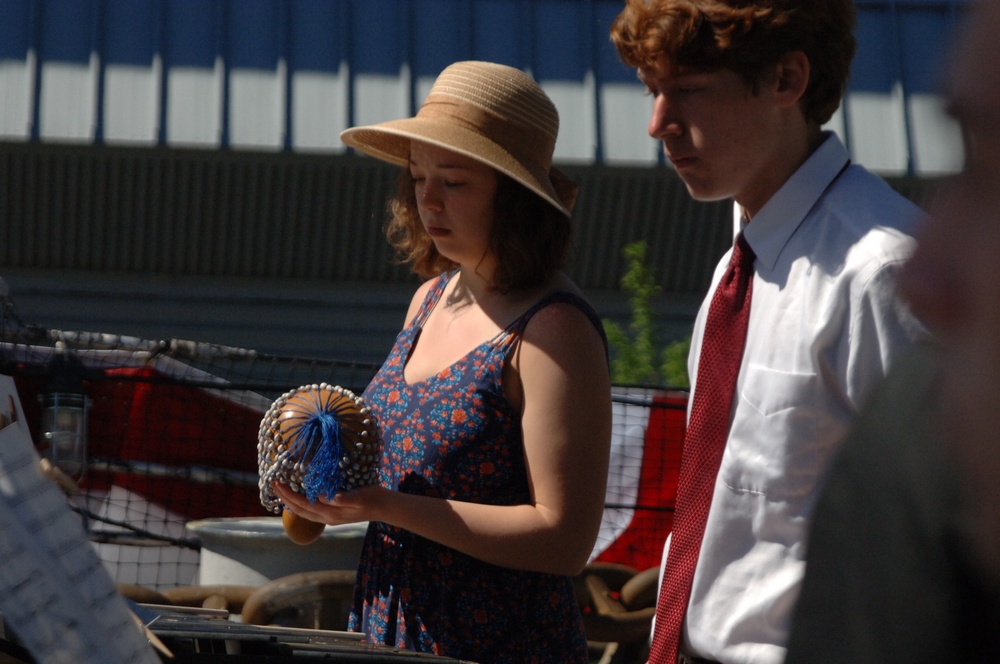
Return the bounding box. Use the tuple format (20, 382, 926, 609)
(495, 292, 609, 359)
(409, 271, 455, 329)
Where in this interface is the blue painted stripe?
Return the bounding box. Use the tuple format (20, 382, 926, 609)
(897, 5, 966, 93)
(103, 0, 160, 66)
(288, 0, 347, 73)
(0, 0, 33, 60)
(531, 0, 590, 81)
(165, 0, 218, 68)
(227, 0, 283, 70)
(411, 0, 471, 78)
(471, 0, 528, 69)
(39, 0, 96, 63)
(0, 0, 972, 173)
(846, 1, 969, 94)
(593, 0, 637, 84)
(351, 0, 405, 76)
(853, 5, 905, 93)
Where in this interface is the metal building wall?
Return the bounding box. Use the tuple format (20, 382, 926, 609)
(0, 142, 407, 281)
(0, 139, 938, 293)
(0, 0, 972, 175)
(0, 141, 733, 293)
(0, 0, 960, 361)
(0, 140, 938, 362)
(0, 140, 729, 362)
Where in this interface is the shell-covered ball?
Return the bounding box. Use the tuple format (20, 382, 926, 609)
(258, 383, 381, 514)
(282, 509, 328, 546)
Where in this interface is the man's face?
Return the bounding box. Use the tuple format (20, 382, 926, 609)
(900, 1, 1000, 578)
(638, 57, 792, 217)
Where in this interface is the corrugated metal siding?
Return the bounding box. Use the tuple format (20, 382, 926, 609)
(566, 164, 732, 293)
(1, 142, 941, 367)
(1, 141, 734, 294)
(0, 142, 938, 295)
(0, 142, 403, 281)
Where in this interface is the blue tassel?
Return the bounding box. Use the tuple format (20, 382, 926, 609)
(287, 409, 345, 503)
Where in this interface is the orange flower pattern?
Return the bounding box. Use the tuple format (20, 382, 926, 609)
(348, 273, 604, 663)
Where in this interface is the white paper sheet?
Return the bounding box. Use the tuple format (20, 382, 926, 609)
(0, 373, 159, 664)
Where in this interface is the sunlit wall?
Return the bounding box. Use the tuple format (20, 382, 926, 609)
(0, 0, 970, 175)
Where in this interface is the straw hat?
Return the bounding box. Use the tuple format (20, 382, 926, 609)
(340, 61, 575, 217)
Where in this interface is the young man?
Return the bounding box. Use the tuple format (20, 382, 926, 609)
(609, 2, 925, 663)
(785, 2, 1000, 660)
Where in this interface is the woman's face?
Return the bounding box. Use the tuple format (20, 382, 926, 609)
(409, 141, 499, 268)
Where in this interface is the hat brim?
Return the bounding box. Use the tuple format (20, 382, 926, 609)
(340, 118, 570, 218)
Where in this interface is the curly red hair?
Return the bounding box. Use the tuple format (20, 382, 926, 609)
(610, 0, 856, 125)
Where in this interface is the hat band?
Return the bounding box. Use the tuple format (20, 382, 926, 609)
(417, 96, 555, 174)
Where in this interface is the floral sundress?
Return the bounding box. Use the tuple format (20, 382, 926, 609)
(349, 272, 605, 663)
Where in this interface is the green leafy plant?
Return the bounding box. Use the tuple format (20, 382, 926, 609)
(603, 241, 691, 388)
(661, 334, 690, 389)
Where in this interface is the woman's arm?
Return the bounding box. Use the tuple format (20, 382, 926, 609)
(275, 301, 612, 576)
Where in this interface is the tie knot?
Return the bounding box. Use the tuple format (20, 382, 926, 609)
(733, 233, 755, 269)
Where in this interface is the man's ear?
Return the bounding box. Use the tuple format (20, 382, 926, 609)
(774, 50, 810, 108)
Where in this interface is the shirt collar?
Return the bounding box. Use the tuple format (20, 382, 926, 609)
(736, 132, 852, 272)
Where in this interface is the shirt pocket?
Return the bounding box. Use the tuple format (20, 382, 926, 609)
(722, 364, 835, 500)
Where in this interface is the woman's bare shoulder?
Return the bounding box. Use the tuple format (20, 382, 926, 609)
(402, 276, 442, 327)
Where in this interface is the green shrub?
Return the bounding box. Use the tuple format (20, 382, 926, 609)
(661, 334, 690, 389)
(603, 241, 691, 388)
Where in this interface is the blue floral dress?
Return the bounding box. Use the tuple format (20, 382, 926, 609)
(349, 272, 604, 663)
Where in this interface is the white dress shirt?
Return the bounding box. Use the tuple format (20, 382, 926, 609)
(671, 133, 928, 663)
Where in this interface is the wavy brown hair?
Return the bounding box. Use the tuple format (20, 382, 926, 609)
(385, 168, 572, 294)
(610, 0, 856, 125)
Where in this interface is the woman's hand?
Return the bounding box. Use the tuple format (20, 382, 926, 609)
(271, 482, 382, 526)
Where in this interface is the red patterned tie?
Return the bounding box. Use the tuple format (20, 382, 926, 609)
(648, 234, 755, 663)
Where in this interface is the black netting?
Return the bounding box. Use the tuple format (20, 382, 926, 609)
(2, 285, 686, 590)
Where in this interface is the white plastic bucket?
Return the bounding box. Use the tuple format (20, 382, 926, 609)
(186, 517, 367, 587)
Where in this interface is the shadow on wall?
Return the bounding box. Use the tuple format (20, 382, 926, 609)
(0, 142, 940, 363)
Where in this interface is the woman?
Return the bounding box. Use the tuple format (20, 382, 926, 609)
(274, 61, 611, 663)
